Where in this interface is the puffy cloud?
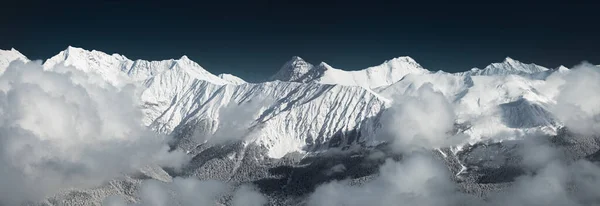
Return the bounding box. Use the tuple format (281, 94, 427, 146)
(548, 63, 600, 136)
(232, 184, 268, 206)
(487, 157, 600, 206)
(378, 83, 466, 152)
(518, 137, 562, 171)
(101, 196, 129, 206)
(103, 177, 230, 206)
(0, 61, 188, 205)
(489, 161, 574, 206)
(171, 178, 228, 206)
(308, 140, 600, 206)
(308, 67, 600, 206)
(6, 57, 600, 206)
(308, 152, 479, 206)
(111, 63, 600, 206)
(307, 83, 475, 206)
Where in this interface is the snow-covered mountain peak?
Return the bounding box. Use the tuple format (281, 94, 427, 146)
(290, 56, 304, 62)
(0, 46, 585, 162)
(317, 62, 333, 69)
(179, 55, 191, 61)
(272, 56, 429, 88)
(487, 57, 549, 73)
(43, 46, 229, 86)
(503, 56, 517, 63)
(556, 65, 569, 71)
(0, 48, 27, 58)
(64, 45, 78, 55)
(171, 55, 200, 67)
(270, 56, 315, 82)
(271, 56, 429, 88)
(457, 57, 550, 76)
(132, 56, 228, 85)
(372, 56, 427, 72)
(43, 46, 137, 85)
(385, 56, 418, 64)
(46, 46, 128, 67)
(62, 45, 129, 61)
(0, 48, 29, 73)
(218, 73, 246, 85)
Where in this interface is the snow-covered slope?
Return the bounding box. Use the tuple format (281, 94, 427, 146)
(134, 58, 563, 158)
(144, 80, 385, 158)
(459, 57, 549, 76)
(271, 56, 430, 88)
(556, 65, 570, 73)
(378, 72, 560, 143)
(270, 56, 314, 82)
(43, 46, 229, 86)
(0, 47, 577, 159)
(0, 48, 28, 72)
(218, 73, 246, 85)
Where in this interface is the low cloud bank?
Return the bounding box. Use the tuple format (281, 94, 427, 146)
(0, 61, 188, 205)
(308, 152, 479, 206)
(549, 63, 600, 136)
(103, 178, 266, 206)
(114, 63, 600, 206)
(5, 59, 600, 206)
(231, 185, 268, 206)
(378, 83, 466, 152)
(308, 127, 600, 206)
(308, 63, 600, 206)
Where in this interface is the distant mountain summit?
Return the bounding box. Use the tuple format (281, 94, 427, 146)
(459, 57, 549, 76)
(42, 46, 239, 86)
(271, 56, 429, 88)
(218, 73, 247, 85)
(0, 48, 28, 72)
(270, 56, 314, 82)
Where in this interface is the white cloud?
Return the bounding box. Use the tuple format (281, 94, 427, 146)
(5, 58, 600, 206)
(308, 141, 600, 206)
(548, 63, 600, 136)
(489, 161, 576, 206)
(171, 178, 228, 206)
(101, 195, 129, 206)
(378, 83, 466, 152)
(0, 61, 188, 205)
(103, 177, 229, 206)
(232, 184, 268, 206)
(308, 66, 600, 206)
(308, 152, 478, 206)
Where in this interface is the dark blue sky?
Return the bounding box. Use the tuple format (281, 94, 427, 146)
(2, 0, 599, 82)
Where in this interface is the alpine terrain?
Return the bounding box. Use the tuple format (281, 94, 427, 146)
(1, 46, 599, 206)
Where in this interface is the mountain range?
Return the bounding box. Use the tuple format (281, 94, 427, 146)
(1, 46, 599, 206)
(0, 46, 567, 157)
